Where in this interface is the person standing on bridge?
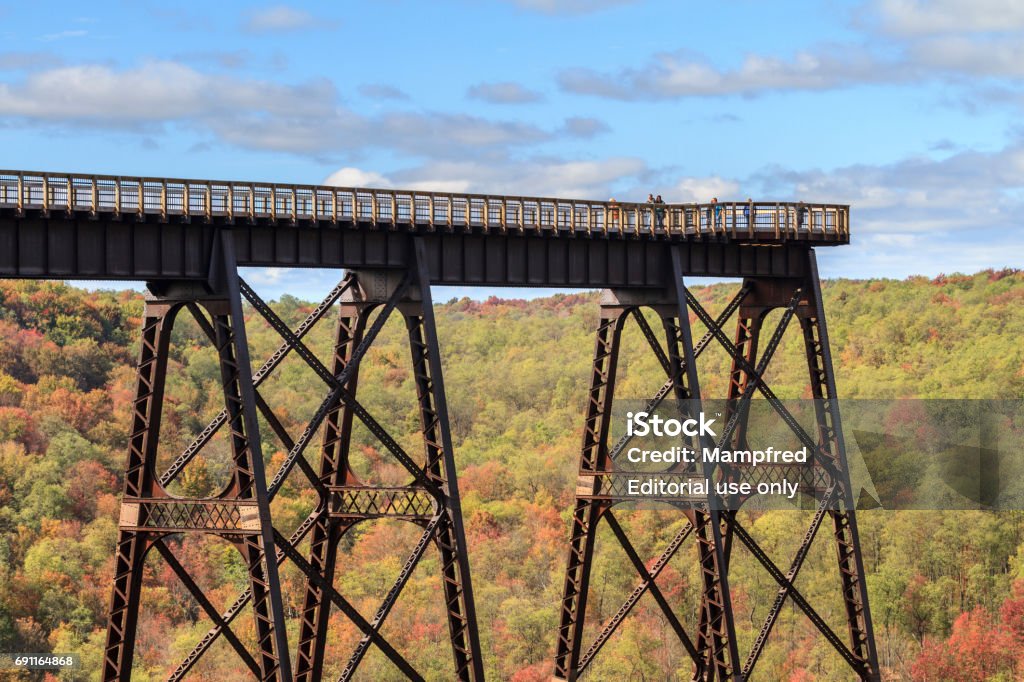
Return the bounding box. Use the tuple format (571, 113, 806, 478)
(607, 197, 620, 231)
(707, 197, 722, 232)
(646, 193, 656, 230)
(654, 194, 666, 229)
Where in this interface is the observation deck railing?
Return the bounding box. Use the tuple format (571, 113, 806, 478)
(0, 170, 848, 240)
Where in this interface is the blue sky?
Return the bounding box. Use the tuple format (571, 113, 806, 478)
(1, 0, 1022, 300)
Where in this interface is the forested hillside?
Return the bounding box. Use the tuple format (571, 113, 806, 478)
(0, 269, 1021, 681)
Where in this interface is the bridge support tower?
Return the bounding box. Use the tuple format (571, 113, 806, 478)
(102, 232, 292, 681)
(102, 233, 483, 681)
(552, 246, 879, 681)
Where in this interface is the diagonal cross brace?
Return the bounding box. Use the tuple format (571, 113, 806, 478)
(169, 512, 322, 681)
(603, 512, 701, 663)
(153, 540, 262, 678)
(605, 286, 750, 465)
(573, 290, 751, 677)
(238, 276, 446, 503)
(271, 529, 425, 681)
(577, 520, 694, 673)
(630, 308, 672, 375)
(159, 277, 353, 487)
(685, 290, 849, 489)
(742, 485, 836, 677)
(340, 514, 444, 680)
(704, 288, 803, 465)
(729, 516, 862, 671)
(181, 302, 330, 501)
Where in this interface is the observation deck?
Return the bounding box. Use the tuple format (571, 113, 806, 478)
(0, 170, 849, 287)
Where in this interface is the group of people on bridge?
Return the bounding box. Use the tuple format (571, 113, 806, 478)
(603, 194, 809, 232)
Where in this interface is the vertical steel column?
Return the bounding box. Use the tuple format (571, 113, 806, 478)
(802, 251, 880, 680)
(553, 303, 627, 681)
(409, 238, 483, 679)
(101, 303, 175, 682)
(693, 289, 761, 676)
(294, 283, 369, 682)
(219, 230, 293, 682)
(410, 237, 484, 680)
(670, 246, 742, 682)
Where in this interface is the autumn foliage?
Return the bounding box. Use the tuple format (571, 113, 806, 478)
(0, 271, 1021, 680)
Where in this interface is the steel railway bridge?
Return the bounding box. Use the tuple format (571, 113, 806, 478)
(0, 170, 877, 681)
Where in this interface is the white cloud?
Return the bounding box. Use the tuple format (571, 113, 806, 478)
(384, 156, 649, 198)
(467, 81, 544, 104)
(559, 116, 609, 138)
(555, 3, 1024, 102)
(245, 267, 290, 285)
(0, 61, 335, 124)
(909, 36, 1024, 77)
(0, 61, 586, 158)
(871, 0, 1024, 35)
(0, 51, 63, 70)
(753, 142, 1024, 234)
(819, 234, 1024, 279)
(671, 176, 742, 202)
(242, 5, 329, 33)
(323, 167, 392, 188)
(558, 47, 908, 99)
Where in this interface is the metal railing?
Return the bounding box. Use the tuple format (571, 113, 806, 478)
(0, 170, 849, 239)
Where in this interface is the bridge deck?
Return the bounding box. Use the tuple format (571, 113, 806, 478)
(0, 170, 848, 286)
